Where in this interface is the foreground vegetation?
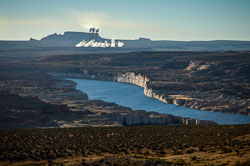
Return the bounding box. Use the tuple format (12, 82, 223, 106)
(0, 124, 249, 165)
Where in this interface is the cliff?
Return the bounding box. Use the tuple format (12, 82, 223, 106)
(115, 72, 149, 88)
(50, 71, 189, 108)
(115, 72, 190, 107)
(115, 71, 249, 115)
(49, 73, 216, 125)
(119, 110, 215, 125)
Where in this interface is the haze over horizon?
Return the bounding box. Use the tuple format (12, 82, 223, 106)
(0, 0, 250, 41)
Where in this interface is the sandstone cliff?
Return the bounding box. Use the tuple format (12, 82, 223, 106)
(115, 72, 188, 107)
(49, 72, 216, 125)
(118, 110, 215, 126)
(114, 69, 249, 116)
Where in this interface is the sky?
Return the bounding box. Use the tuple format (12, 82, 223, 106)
(0, 0, 250, 41)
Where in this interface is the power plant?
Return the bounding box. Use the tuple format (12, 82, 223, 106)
(76, 27, 124, 48)
(88, 27, 99, 41)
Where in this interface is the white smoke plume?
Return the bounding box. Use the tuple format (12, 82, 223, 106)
(75, 12, 160, 34)
(118, 41, 124, 47)
(77, 12, 107, 31)
(75, 39, 124, 48)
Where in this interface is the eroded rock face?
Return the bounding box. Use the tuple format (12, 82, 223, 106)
(116, 72, 149, 88)
(172, 99, 185, 106)
(119, 111, 216, 126)
(115, 70, 249, 115)
(116, 72, 189, 108)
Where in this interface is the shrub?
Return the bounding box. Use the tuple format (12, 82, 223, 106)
(186, 148, 195, 154)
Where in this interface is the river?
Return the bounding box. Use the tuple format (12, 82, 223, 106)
(66, 78, 250, 124)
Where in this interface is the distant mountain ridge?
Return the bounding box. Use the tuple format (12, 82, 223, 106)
(1, 31, 250, 51)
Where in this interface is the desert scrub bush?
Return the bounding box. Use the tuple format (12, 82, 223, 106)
(198, 146, 205, 151)
(190, 155, 198, 161)
(219, 147, 232, 154)
(0, 124, 249, 162)
(232, 147, 240, 156)
(186, 148, 195, 154)
(172, 150, 183, 155)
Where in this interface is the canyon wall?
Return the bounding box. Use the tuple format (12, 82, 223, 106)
(118, 111, 216, 125)
(48, 72, 216, 125)
(115, 72, 186, 107)
(115, 71, 249, 115)
(51, 71, 248, 116)
(49, 72, 113, 81)
(50, 72, 178, 107)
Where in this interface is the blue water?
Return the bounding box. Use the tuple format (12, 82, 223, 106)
(66, 78, 250, 125)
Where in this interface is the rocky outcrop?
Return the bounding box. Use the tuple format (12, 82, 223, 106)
(115, 72, 149, 88)
(119, 110, 216, 126)
(81, 107, 216, 126)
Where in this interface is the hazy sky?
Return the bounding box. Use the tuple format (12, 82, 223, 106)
(0, 0, 250, 41)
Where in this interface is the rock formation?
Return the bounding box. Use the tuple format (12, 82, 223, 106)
(37, 51, 250, 115)
(0, 71, 216, 128)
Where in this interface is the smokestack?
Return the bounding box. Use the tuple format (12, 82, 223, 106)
(95, 28, 99, 41)
(89, 27, 96, 41)
(89, 28, 92, 41)
(92, 28, 95, 41)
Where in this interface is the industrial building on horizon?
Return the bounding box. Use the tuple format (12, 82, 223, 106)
(75, 27, 124, 48)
